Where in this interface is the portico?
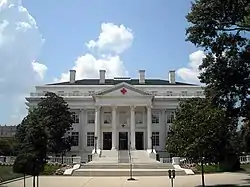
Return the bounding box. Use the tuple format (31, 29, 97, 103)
(93, 104, 152, 151)
(92, 82, 154, 152)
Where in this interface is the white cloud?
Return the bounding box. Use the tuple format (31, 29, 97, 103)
(32, 61, 47, 80)
(177, 50, 206, 84)
(57, 23, 132, 82)
(0, 0, 46, 125)
(86, 22, 133, 54)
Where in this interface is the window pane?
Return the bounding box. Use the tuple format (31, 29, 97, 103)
(71, 132, 79, 146)
(87, 110, 95, 124)
(87, 132, 94, 146)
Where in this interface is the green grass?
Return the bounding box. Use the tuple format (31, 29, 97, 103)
(240, 164, 250, 173)
(0, 164, 62, 182)
(40, 164, 61, 175)
(0, 165, 23, 182)
(195, 164, 223, 174)
(195, 164, 250, 174)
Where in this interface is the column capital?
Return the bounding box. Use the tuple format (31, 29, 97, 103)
(111, 105, 117, 110)
(146, 105, 152, 109)
(130, 105, 136, 111)
(95, 106, 101, 111)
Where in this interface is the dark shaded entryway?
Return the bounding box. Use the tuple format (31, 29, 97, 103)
(119, 132, 128, 150)
(103, 132, 112, 150)
(135, 132, 144, 150)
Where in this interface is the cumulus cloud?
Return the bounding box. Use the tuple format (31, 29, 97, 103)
(57, 22, 132, 82)
(86, 23, 133, 54)
(177, 50, 206, 84)
(32, 61, 47, 80)
(0, 0, 46, 124)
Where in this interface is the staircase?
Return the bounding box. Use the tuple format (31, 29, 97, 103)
(72, 150, 186, 176)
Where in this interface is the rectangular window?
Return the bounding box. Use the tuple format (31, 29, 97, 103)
(103, 112, 111, 124)
(166, 91, 173, 96)
(88, 155, 92, 162)
(57, 91, 64, 96)
(135, 112, 143, 124)
(152, 112, 160, 124)
(71, 132, 79, 146)
(119, 112, 128, 125)
(72, 112, 79, 123)
(152, 132, 160, 146)
(72, 91, 80, 96)
(196, 91, 203, 96)
(181, 91, 188, 96)
(87, 132, 94, 146)
(87, 110, 95, 124)
(166, 110, 175, 123)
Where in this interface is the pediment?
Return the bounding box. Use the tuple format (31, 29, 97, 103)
(95, 82, 152, 97)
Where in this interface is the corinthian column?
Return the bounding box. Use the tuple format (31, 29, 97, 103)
(111, 106, 117, 150)
(130, 105, 136, 150)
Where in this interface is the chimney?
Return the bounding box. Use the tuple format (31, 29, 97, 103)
(169, 70, 175, 84)
(69, 70, 76, 84)
(139, 70, 145, 84)
(99, 70, 106, 84)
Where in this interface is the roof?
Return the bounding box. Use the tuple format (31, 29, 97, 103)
(47, 79, 197, 86)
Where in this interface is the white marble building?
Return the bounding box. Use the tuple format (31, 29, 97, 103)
(26, 69, 204, 163)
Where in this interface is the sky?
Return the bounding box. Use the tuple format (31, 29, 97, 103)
(0, 0, 206, 125)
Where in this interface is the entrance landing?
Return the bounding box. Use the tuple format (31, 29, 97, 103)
(118, 151, 129, 163)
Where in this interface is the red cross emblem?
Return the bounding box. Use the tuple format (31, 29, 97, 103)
(120, 88, 127, 95)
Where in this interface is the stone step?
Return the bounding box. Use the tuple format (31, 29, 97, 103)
(80, 163, 174, 169)
(72, 168, 186, 176)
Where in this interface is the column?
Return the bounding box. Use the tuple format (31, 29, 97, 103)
(79, 109, 85, 151)
(111, 106, 117, 150)
(94, 106, 101, 150)
(130, 106, 136, 150)
(147, 105, 152, 150)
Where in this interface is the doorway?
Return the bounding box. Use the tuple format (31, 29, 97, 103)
(103, 132, 112, 150)
(119, 132, 128, 150)
(135, 132, 144, 150)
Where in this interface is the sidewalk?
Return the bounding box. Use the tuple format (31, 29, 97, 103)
(2, 172, 250, 187)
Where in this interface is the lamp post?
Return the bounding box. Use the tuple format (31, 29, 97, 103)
(94, 136, 98, 154)
(151, 136, 153, 153)
(127, 123, 135, 181)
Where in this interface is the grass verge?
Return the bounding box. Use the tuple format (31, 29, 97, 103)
(0, 165, 23, 182)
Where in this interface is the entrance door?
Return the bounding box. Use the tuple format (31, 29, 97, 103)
(135, 132, 144, 150)
(103, 132, 112, 150)
(119, 132, 128, 150)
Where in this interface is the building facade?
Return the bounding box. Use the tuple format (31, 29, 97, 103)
(0, 125, 17, 138)
(26, 69, 204, 162)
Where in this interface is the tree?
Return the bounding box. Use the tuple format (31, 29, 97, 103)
(166, 98, 240, 171)
(13, 108, 47, 187)
(186, 0, 250, 121)
(37, 92, 74, 158)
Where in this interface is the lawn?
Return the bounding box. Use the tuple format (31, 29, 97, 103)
(0, 165, 23, 182)
(0, 164, 62, 183)
(195, 164, 250, 174)
(241, 164, 250, 173)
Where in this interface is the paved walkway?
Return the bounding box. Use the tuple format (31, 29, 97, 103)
(1, 173, 250, 187)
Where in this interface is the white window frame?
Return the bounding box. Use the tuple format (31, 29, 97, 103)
(119, 112, 128, 125)
(103, 112, 111, 124)
(87, 110, 95, 124)
(152, 132, 160, 146)
(72, 112, 79, 123)
(166, 110, 175, 123)
(135, 111, 143, 124)
(71, 132, 79, 146)
(181, 91, 188, 96)
(87, 132, 94, 147)
(152, 111, 160, 124)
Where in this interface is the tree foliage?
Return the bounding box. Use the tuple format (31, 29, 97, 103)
(13, 108, 47, 177)
(166, 98, 240, 170)
(186, 0, 250, 121)
(38, 92, 74, 155)
(13, 92, 74, 179)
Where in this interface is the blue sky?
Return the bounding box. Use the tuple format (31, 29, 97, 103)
(23, 0, 199, 81)
(0, 0, 203, 124)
